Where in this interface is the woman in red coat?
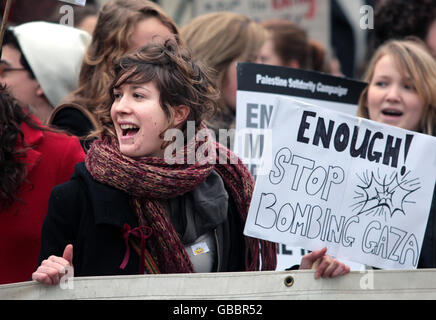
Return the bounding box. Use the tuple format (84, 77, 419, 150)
(0, 85, 85, 285)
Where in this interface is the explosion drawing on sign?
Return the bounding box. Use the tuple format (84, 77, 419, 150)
(351, 169, 421, 221)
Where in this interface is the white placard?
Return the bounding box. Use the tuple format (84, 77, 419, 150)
(244, 96, 436, 269)
(235, 62, 367, 270)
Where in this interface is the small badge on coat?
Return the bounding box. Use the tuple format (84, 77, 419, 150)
(191, 242, 210, 256)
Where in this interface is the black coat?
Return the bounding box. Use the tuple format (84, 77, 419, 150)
(38, 163, 246, 276)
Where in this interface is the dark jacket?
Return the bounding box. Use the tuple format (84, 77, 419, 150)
(418, 187, 436, 268)
(38, 163, 246, 276)
(48, 104, 98, 152)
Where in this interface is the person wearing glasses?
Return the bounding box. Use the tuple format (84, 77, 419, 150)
(0, 22, 90, 125)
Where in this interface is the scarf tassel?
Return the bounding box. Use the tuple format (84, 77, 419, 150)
(120, 223, 153, 274)
(87, 134, 278, 273)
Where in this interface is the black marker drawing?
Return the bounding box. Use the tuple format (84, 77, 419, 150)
(351, 169, 421, 221)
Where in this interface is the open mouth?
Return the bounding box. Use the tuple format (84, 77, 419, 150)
(120, 124, 140, 137)
(381, 109, 403, 117)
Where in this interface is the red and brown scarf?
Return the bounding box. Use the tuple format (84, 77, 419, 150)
(85, 127, 277, 274)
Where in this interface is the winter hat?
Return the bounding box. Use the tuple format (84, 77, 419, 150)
(11, 22, 91, 108)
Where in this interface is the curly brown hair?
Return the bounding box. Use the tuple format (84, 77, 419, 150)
(69, 0, 180, 127)
(0, 85, 46, 210)
(91, 40, 220, 141)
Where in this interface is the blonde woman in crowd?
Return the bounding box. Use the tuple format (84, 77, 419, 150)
(180, 12, 268, 147)
(358, 38, 436, 267)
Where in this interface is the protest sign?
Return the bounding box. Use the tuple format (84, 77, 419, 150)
(234, 63, 366, 270)
(193, 0, 330, 52)
(244, 96, 436, 269)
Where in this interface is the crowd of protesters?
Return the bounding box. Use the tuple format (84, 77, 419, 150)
(0, 0, 436, 286)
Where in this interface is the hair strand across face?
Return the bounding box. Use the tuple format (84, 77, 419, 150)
(90, 39, 220, 142)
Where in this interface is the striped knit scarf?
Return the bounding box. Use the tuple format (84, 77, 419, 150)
(85, 127, 277, 273)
